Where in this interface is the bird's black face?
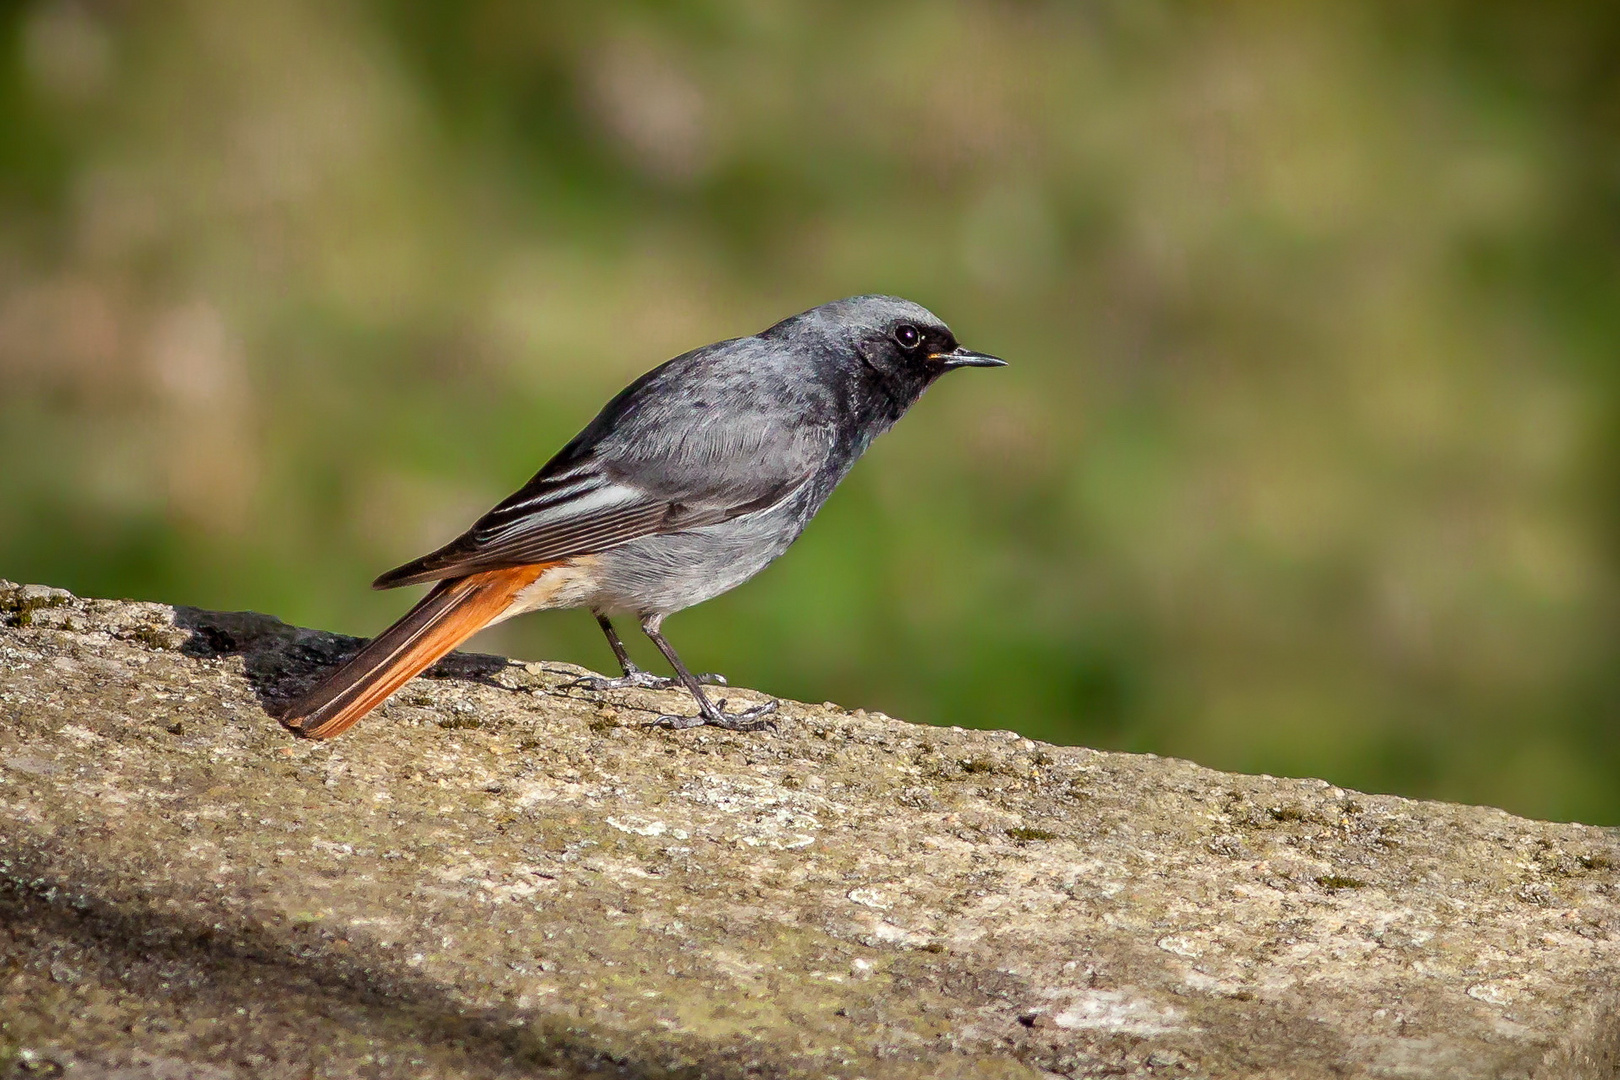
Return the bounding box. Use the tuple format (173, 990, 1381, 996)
(860, 317, 1006, 386)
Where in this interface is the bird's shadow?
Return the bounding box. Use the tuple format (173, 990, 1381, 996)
(170, 605, 517, 724)
(10, 610, 694, 1074)
(0, 845, 683, 1079)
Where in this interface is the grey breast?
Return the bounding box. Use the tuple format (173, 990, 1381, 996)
(588, 478, 828, 616)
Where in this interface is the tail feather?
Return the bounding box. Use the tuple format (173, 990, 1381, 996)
(279, 564, 550, 740)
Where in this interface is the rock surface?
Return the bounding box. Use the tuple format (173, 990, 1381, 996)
(2, 580, 1619, 1079)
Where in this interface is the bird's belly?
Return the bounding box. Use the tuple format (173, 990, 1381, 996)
(494, 555, 607, 622)
(589, 503, 810, 616)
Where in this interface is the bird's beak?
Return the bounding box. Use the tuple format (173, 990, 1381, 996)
(930, 346, 1007, 370)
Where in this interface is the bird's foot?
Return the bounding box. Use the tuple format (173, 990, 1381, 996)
(652, 698, 779, 732)
(568, 667, 728, 692)
(567, 669, 672, 692)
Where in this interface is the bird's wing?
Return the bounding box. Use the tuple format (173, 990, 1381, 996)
(373, 392, 832, 588)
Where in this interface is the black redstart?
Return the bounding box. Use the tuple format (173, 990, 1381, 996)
(280, 295, 1005, 739)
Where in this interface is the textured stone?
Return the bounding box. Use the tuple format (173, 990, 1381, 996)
(1, 580, 1618, 1079)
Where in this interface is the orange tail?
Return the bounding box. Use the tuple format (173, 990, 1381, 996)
(279, 564, 550, 740)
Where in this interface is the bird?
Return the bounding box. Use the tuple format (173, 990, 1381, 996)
(278, 295, 1006, 739)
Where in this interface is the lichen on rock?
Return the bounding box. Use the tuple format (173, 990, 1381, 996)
(2, 581, 1619, 1078)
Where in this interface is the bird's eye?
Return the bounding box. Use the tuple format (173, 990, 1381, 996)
(893, 324, 921, 349)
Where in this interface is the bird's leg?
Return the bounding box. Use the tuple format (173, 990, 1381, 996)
(638, 615, 777, 732)
(597, 611, 638, 673)
(567, 612, 728, 691)
(566, 613, 668, 690)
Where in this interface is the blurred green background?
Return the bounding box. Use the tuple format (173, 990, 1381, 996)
(3, 0, 1618, 823)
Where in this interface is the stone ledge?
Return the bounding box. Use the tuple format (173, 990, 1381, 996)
(1, 580, 1618, 1079)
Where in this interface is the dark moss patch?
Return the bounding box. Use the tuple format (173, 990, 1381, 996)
(0, 589, 72, 629)
(1316, 874, 1369, 890)
(1007, 827, 1059, 843)
(123, 624, 185, 650)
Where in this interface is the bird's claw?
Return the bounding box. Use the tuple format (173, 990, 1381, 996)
(566, 669, 674, 692)
(568, 669, 728, 692)
(651, 698, 779, 732)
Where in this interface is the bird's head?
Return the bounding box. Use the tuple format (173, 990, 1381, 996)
(766, 295, 1006, 388)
